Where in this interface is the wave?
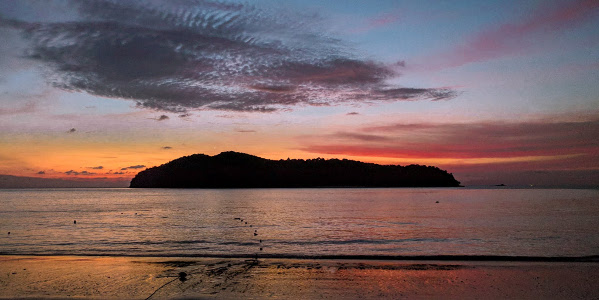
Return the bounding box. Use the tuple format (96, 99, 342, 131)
(271, 238, 454, 245)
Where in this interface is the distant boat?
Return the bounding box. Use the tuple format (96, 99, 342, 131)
(495, 184, 506, 187)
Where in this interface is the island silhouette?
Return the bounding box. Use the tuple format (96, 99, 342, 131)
(130, 151, 461, 188)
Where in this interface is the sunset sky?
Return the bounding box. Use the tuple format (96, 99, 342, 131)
(1, 0, 598, 187)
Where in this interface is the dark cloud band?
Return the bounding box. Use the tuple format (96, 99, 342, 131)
(303, 118, 599, 160)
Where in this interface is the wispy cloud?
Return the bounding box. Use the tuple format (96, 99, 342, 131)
(419, 0, 599, 70)
(65, 170, 96, 175)
(0, 102, 37, 115)
(120, 165, 146, 170)
(329, 132, 393, 142)
(351, 10, 401, 33)
(1, 0, 455, 112)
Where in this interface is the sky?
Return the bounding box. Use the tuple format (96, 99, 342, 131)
(0, 0, 598, 187)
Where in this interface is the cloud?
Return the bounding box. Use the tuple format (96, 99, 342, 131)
(121, 165, 146, 170)
(346, 112, 360, 115)
(37, 171, 45, 174)
(394, 60, 406, 68)
(88, 166, 103, 169)
(2, 0, 456, 112)
(0, 102, 37, 115)
(368, 11, 401, 27)
(161, 146, 172, 150)
(155, 115, 169, 121)
(351, 10, 402, 33)
(65, 170, 95, 175)
(302, 117, 599, 161)
(235, 129, 256, 133)
(67, 128, 76, 133)
(419, 0, 599, 70)
(330, 132, 393, 142)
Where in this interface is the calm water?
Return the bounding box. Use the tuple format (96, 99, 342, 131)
(1, 188, 598, 257)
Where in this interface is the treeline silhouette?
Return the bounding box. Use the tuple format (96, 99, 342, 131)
(130, 151, 461, 188)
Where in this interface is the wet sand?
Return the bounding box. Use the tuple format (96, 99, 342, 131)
(1, 255, 598, 299)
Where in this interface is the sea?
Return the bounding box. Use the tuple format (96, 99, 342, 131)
(1, 188, 598, 258)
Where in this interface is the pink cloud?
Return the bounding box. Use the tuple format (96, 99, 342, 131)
(301, 117, 599, 161)
(0, 102, 37, 115)
(369, 11, 402, 27)
(418, 0, 599, 70)
(351, 10, 402, 33)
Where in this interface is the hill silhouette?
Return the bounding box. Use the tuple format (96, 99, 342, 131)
(130, 151, 460, 188)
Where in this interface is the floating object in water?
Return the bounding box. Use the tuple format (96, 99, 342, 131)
(260, 247, 263, 251)
(234, 218, 241, 220)
(435, 201, 439, 203)
(250, 225, 252, 227)
(74, 220, 76, 224)
(254, 233, 258, 236)
(259, 239, 262, 243)
(7, 232, 10, 235)
(178, 272, 187, 282)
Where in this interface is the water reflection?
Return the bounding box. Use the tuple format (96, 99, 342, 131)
(1, 188, 598, 257)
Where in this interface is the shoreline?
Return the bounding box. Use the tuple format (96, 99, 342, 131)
(2, 253, 599, 262)
(2, 255, 598, 299)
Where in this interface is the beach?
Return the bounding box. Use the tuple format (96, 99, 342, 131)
(1, 255, 598, 299)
